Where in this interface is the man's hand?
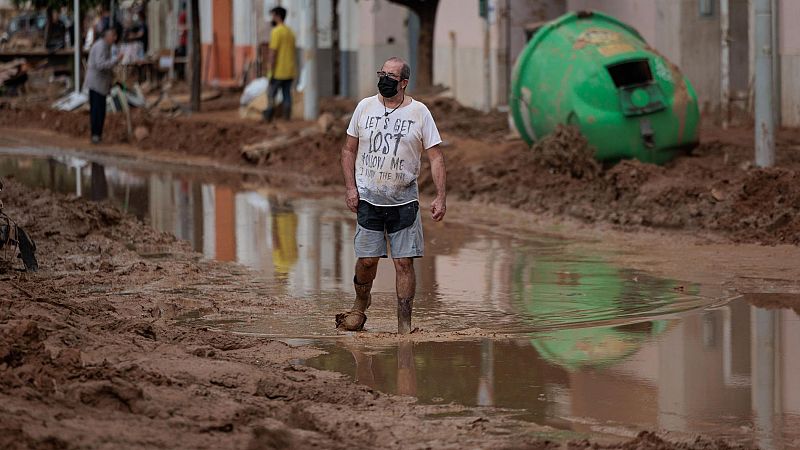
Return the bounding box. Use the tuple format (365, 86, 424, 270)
(346, 188, 359, 213)
(431, 195, 446, 222)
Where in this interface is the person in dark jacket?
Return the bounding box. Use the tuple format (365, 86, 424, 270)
(44, 9, 66, 52)
(85, 28, 122, 144)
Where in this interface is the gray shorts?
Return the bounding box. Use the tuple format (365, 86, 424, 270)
(354, 200, 424, 259)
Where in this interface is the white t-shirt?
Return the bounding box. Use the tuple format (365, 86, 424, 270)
(347, 95, 442, 206)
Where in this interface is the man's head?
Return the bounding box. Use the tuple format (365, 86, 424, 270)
(377, 57, 410, 99)
(102, 27, 117, 44)
(270, 6, 287, 25)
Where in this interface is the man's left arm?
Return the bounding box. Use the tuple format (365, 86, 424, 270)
(428, 146, 446, 222)
(267, 28, 280, 76)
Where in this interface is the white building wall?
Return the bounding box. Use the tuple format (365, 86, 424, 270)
(200, 0, 213, 44)
(356, 0, 410, 99)
(233, 0, 256, 46)
(432, 0, 490, 109)
(432, 0, 563, 109)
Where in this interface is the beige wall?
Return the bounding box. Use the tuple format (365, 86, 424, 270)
(779, 0, 800, 126)
(678, 0, 722, 112)
(432, 0, 496, 109)
(431, 0, 563, 109)
(356, 0, 411, 99)
(567, 0, 657, 45)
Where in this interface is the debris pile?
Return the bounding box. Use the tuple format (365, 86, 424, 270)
(529, 124, 601, 179)
(0, 59, 29, 96)
(0, 178, 37, 272)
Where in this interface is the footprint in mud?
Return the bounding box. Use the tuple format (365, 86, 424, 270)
(69, 380, 144, 413)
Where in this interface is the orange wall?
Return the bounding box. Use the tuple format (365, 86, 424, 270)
(203, 0, 234, 84)
(234, 45, 256, 81)
(214, 186, 236, 262)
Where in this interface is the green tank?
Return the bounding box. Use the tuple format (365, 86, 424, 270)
(510, 11, 700, 165)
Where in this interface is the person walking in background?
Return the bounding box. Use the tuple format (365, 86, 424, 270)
(44, 9, 66, 52)
(86, 28, 122, 144)
(263, 6, 296, 122)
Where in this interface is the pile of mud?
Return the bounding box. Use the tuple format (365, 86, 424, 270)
(420, 126, 800, 245)
(529, 125, 601, 180)
(1, 180, 751, 449)
(425, 97, 509, 141)
(3, 101, 800, 245)
(0, 104, 266, 164)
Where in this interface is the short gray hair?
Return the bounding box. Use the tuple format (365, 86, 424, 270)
(384, 57, 411, 80)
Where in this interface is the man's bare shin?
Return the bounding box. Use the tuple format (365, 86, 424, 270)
(353, 258, 379, 312)
(394, 258, 416, 334)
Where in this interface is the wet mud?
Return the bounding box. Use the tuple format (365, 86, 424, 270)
(418, 124, 800, 245)
(3, 101, 800, 244)
(0, 179, 761, 449)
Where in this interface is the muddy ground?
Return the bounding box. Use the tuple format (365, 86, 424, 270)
(2, 96, 799, 245)
(0, 179, 753, 449)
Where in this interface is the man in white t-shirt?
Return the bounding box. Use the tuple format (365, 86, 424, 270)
(337, 57, 447, 334)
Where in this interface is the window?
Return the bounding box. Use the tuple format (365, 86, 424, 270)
(699, 0, 714, 17)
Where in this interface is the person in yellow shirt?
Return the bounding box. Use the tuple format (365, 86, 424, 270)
(264, 6, 297, 122)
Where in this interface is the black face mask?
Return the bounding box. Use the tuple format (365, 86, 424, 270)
(271, 20, 277, 27)
(378, 76, 400, 98)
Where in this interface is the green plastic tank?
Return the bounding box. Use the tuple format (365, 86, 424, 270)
(510, 11, 700, 164)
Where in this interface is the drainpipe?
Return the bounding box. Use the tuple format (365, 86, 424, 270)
(336, 0, 349, 98)
(754, 0, 774, 167)
(338, 0, 350, 98)
(482, 3, 491, 112)
(303, 0, 319, 120)
(73, 0, 80, 93)
(771, 0, 780, 126)
(720, 0, 729, 129)
(449, 31, 457, 99)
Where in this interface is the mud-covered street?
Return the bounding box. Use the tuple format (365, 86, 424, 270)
(2, 177, 570, 449)
(4, 171, 778, 449)
(1, 105, 800, 448)
(4, 0, 800, 447)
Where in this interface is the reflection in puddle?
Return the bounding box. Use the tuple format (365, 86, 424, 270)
(304, 299, 800, 448)
(0, 150, 717, 336)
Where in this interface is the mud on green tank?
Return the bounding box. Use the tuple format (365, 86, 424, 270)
(510, 11, 700, 165)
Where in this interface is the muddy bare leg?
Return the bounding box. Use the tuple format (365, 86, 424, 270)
(353, 257, 379, 312)
(393, 258, 415, 334)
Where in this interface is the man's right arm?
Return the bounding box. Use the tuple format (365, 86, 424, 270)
(341, 135, 359, 212)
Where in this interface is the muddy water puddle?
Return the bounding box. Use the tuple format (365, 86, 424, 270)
(0, 147, 718, 336)
(2, 147, 799, 447)
(302, 300, 800, 448)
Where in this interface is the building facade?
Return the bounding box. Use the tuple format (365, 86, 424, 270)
(144, 0, 799, 126)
